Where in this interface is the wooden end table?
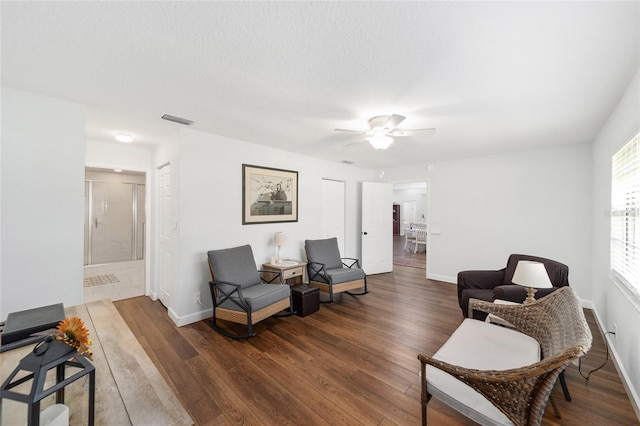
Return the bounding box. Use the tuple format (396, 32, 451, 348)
(262, 260, 306, 285)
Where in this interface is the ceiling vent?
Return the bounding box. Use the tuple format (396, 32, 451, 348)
(161, 114, 194, 126)
(341, 160, 355, 164)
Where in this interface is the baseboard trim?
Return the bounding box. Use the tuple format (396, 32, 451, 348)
(591, 306, 640, 421)
(427, 273, 456, 284)
(168, 306, 211, 327)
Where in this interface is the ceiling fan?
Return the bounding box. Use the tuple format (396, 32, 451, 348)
(335, 114, 435, 150)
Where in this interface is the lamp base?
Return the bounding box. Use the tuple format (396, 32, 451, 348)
(524, 287, 537, 304)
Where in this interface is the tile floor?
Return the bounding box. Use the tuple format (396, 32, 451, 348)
(84, 260, 145, 303)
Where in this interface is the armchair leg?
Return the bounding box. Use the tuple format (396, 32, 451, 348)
(345, 276, 369, 297)
(210, 319, 255, 339)
(559, 370, 571, 401)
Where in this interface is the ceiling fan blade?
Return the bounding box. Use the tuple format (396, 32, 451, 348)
(383, 114, 406, 130)
(335, 128, 367, 134)
(390, 128, 436, 136)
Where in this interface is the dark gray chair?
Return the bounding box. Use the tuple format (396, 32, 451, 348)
(207, 245, 292, 339)
(305, 237, 368, 302)
(457, 254, 570, 320)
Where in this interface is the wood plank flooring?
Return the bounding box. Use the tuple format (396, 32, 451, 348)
(114, 266, 639, 425)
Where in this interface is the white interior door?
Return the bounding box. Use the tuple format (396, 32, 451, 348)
(157, 164, 171, 306)
(361, 181, 393, 274)
(322, 179, 345, 254)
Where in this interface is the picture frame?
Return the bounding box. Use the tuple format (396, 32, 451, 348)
(242, 164, 298, 225)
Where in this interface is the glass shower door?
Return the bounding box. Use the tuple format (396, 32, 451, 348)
(88, 182, 135, 264)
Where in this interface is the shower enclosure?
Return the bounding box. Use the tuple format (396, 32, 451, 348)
(84, 169, 145, 265)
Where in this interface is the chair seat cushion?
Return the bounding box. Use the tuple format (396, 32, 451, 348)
(427, 319, 540, 426)
(326, 267, 365, 284)
(219, 283, 291, 312)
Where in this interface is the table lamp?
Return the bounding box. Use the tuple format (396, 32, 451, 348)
(511, 260, 553, 304)
(273, 232, 287, 264)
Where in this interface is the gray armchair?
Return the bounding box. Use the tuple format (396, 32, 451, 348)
(207, 245, 292, 339)
(305, 237, 368, 302)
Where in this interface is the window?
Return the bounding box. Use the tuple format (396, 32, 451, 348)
(611, 132, 640, 295)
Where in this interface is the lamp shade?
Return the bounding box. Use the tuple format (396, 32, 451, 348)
(367, 135, 394, 150)
(511, 260, 553, 289)
(274, 232, 287, 246)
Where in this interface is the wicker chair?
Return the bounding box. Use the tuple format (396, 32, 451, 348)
(417, 287, 592, 426)
(207, 245, 292, 339)
(305, 237, 368, 302)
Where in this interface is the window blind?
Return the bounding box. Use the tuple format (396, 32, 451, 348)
(611, 133, 640, 294)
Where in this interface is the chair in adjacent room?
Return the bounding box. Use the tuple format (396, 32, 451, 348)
(305, 237, 368, 302)
(207, 244, 292, 339)
(417, 287, 592, 426)
(412, 225, 428, 253)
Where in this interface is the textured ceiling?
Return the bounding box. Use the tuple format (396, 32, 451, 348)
(2, 1, 639, 169)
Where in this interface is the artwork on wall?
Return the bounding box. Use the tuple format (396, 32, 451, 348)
(242, 164, 298, 224)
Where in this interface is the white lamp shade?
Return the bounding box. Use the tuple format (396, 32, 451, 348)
(367, 135, 394, 150)
(274, 232, 287, 246)
(511, 260, 553, 289)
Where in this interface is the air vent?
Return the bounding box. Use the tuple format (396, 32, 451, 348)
(341, 160, 355, 165)
(161, 114, 194, 126)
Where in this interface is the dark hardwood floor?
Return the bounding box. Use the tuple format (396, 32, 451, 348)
(114, 266, 639, 425)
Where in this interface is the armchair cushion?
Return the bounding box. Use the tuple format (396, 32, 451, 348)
(494, 284, 556, 303)
(305, 237, 343, 270)
(218, 282, 291, 312)
(326, 267, 365, 284)
(427, 318, 540, 425)
(208, 245, 261, 291)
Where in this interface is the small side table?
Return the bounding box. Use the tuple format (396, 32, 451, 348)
(262, 260, 306, 285)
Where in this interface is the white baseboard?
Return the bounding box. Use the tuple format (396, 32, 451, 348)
(426, 273, 456, 284)
(168, 306, 211, 327)
(591, 306, 640, 421)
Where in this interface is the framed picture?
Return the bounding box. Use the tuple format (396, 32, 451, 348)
(242, 164, 298, 224)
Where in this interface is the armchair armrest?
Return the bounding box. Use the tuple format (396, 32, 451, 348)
(493, 284, 528, 303)
(341, 257, 361, 269)
(457, 269, 506, 290)
(307, 261, 329, 283)
(209, 280, 250, 310)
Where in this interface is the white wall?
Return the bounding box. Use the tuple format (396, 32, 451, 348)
(86, 139, 153, 172)
(385, 143, 592, 301)
(591, 67, 640, 414)
(160, 127, 373, 325)
(1, 87, 85, 320)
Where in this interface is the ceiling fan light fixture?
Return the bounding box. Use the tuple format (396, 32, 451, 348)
(367, 135, 394, 150)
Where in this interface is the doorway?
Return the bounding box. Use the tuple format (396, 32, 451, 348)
(83, 168, 146, 302)
(392, 181, 428, 271)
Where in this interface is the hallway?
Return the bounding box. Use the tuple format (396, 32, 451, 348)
(393, 235, 426, 269)
(84, 260, 145, 303)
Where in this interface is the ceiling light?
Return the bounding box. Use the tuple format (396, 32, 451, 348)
(115, 133, 133, 143)
(367, 135, 394, 150)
